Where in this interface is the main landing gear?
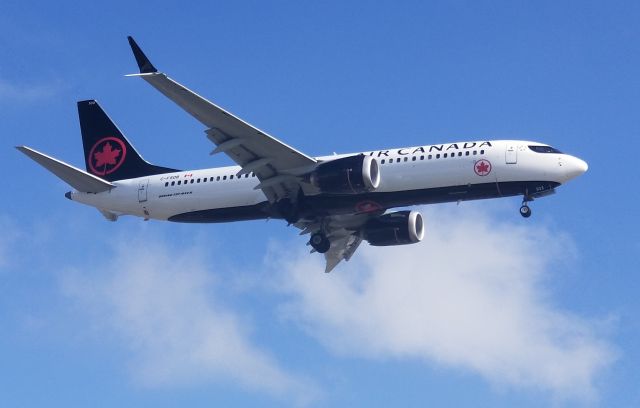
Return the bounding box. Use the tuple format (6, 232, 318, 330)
(309, 232, 330, 253)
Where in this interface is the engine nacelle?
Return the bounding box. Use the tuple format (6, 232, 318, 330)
(363, 210, 424, 246)
(310, 155, 380, 194)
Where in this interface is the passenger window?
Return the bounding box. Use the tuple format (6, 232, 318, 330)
(381, 159, 385, 164)
(190, 179, 194, 184)
(223, 176, 227, 180)
(458, 152, 462, 157)
(436, 154, 440, 159)
(404, 157, 408, 162)
(420, 155, 424, 160)
(210, 177, 214, 182)
(171, 181, 175, 186)
(465, 151, 470, 156)
(216, 176, 220, 181)
(480, 150, 485, 155)
(164, 182, 168, 187)
(178, 180, 182, 185)
(473, 151, 477, 155)
(444, 153, 448, 158)
(412, 156, 416, 161)
(197, 178, 201, 183)
(428, 155, 432, 160)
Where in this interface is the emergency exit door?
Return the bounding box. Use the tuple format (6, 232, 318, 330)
(138, 179, 149, 203)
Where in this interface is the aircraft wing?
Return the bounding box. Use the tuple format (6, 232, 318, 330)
(322, 233, 363, 273)
(126, 36, 317, 203)
(295, 211, 381, 273)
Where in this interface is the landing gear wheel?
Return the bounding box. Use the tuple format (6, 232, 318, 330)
(310, 233, 331, 253)
(520, 204, 532, 218)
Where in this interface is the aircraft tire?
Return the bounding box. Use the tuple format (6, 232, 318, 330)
(520, 205, 532, 218)
(310, 233, 330, 253)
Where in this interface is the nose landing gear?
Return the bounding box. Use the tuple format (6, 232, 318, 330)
(520, 192, 533, 218)
(519, 203, 532, 218)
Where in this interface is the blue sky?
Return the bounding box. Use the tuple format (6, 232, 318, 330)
(1, 1, 639, 406)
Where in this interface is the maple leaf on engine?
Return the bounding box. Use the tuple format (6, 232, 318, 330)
(94, 142, 121, 168)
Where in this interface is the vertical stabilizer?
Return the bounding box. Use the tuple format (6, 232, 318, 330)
(78, 100, 177, 181)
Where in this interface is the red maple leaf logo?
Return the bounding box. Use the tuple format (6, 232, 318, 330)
(93, 142, 121, 168)
(355, 200, 382, 213)
(474, 160, 491, 176)
(476, 161, 489, 173)
(88, 137, 127, 176)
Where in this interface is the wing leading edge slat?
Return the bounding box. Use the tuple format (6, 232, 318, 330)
(126, 37, 316, 203)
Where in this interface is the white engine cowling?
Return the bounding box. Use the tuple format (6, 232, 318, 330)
(310, 155, 380, 194)
(363, 210, 424, 246)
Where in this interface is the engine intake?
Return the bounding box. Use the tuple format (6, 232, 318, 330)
(310, 155, 380, 194)
(363, 210, 424, 246)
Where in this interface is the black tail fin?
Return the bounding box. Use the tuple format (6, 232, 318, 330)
(78, 100, 178, 181)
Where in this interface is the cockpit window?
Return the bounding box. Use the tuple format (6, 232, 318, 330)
(529, 145, 563, 154)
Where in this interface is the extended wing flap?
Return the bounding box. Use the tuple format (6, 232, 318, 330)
(296, 212, 377, 272)
(324, 233, 363, 273)
(16, 146, 114, 193)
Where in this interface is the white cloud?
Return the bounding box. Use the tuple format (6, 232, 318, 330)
(0, 78, 61, 103)
(61, 238, 316, 404)
(55, 206, 616, 403)
(273, 205, 616, 401)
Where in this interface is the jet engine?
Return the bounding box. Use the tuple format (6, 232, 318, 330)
(363, 210, 424, 246)
(310, 155, 380, 194)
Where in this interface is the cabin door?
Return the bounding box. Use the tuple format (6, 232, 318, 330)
(505, 144, 518, 164)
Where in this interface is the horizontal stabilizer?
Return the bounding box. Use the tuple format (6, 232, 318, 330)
(16, 146, 114, 193)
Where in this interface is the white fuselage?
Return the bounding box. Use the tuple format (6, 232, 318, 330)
(69, 140, 587, 222)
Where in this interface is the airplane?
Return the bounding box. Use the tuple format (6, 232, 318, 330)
(17, 36, 588, 272)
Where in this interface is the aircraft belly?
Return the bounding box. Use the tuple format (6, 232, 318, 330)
(154, 183, 266, 220)
(300, 180, 559, 217)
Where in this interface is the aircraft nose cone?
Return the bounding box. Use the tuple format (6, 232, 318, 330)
(564, 156, 588, 181)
